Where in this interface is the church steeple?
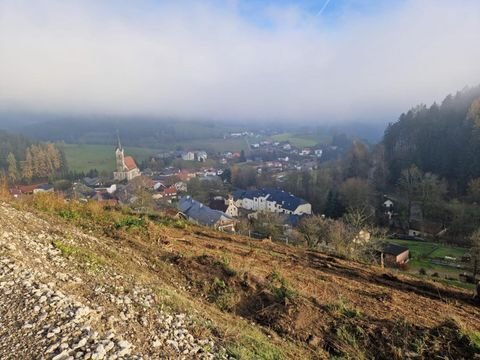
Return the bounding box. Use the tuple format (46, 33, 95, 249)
(116, 129, 122, 151)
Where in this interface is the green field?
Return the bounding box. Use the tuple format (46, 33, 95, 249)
(183, 137, 250, 153)
(387, 239, 471, 286)
(387, 239, 475, 289)
(269, 133, 331, 148)
(62, 144, 158, 173)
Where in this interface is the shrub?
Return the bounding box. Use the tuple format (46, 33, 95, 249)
(267, 271, 297, 303)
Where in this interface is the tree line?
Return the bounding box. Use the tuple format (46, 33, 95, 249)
(0, 131, 66, 184)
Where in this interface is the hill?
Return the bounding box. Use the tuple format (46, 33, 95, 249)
(0, 196, 479, 359)
(384, 85, 480, 193)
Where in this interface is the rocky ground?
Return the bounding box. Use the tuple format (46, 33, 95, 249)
(0, 202, 227, 360)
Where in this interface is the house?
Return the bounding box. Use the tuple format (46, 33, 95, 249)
(408, 220, 447, 238)
(9, 188, 22, 198)
(33, 184, 54, 194)
(379, 243, 409, 267)
(113, 134, 141, 181)
(178, 197, 236, 232)
(314, 149, 323, 158)
(382, 198, 394, 220)
(233, 188, 312, 215)
(181, 151, 195, 161)
(92, 191, 118, 206)
(16, 183, 49, 195)
(209, 196, 238, 217)
(196, 151, 208, 162)
(383, 199, 394, 209)
(83, 177, 102, 187)
(174, 181, 188, 192)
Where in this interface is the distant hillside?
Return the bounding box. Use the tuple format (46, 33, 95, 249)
(383, 85, 480, 193)
(0, 195, 478, 359)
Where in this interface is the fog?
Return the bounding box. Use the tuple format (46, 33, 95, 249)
(1, 0, 480, 122)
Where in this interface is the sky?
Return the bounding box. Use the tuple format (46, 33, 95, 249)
(0, 0, 480, 123)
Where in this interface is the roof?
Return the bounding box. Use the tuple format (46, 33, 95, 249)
(209, 199, 228, 212)
(163, 187, 177, 196)
(409, 219, 445, 235)
(17, 183, 47, 194)
(233, 187, 308, 212)
(380, 243, 409, 256)
(179, 197, 232, 226)
(124, 156, 138, 171)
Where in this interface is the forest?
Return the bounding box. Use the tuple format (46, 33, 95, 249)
(384, 85, 480, 194)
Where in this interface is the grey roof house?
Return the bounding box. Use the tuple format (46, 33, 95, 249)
(178, 197, 236, 232)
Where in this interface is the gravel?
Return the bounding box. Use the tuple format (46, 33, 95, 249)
(0, 202, 226, 359)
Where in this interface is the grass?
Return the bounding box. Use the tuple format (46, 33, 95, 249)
(62, 143, 158, 173)
(388, 239, 470, 282)
(226, 332, 285, 360)
(11, 193, 479, 360)
(51, 239, 105, 272)
(269, 133, 330, 148)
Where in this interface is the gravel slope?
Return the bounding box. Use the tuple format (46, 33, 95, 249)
(0, 202, 225, 360)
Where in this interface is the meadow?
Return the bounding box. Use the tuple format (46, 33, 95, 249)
(269, 132, 331, 148)
(62, 144, 158, 173)
(388, 238, 472, 288)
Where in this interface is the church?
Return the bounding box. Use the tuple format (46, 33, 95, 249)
(113, 135, 141, 181)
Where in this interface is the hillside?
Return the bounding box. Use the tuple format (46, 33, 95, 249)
(0, 198, 479, 359)
(384, 85, 480, 192)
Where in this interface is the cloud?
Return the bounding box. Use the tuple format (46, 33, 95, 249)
(0, 0, 479, 122)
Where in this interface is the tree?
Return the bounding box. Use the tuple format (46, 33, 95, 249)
(239, 149, 246, 163)
(343, 206, 372, 232)
(467, 178, 480, 203)
(339, 177, 372, 211)
(398, 166, 424, 220)
(470, 229, 480, 277)
(467, 97, 480, 128)
(6, 152, 18, 184)
(342, 141, 371, 179)
(22, 148, 34, 183)
(251, 212, 284, 240)
(298, 215, 353, 254)
(298, 215, 331, 248)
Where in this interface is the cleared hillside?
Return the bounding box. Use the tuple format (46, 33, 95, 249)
(0, 198, 479, 359)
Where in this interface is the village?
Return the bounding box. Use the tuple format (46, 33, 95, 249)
(8, 132, 476, 283)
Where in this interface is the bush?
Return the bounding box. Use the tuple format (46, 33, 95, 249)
(267, 271, 297, 303)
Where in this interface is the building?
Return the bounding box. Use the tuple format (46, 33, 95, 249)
(209, 196, 239, 217)
(408, 220, 447, 238)
(196, 151, 208, 162)
(379, 243, 409, 267)
(233, 188, 312, 215)
(181, 151, 195, 161)
(178, 197, 236, 232)
(113, 134, 141, 182)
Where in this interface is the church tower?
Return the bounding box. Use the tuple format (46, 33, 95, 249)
(115, 131, 125, 173)
(113, 130, 140, 181)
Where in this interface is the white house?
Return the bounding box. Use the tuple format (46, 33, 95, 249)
(196, 151, 208, 162)
(232, 188, 312, 215)
(181, 151, 195, 161)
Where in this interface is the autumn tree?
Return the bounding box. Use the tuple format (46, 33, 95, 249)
(22, 148, 34, 183)
(6, 152, 18, 184)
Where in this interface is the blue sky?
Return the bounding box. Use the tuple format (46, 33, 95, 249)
(0, 0, 479, 122)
